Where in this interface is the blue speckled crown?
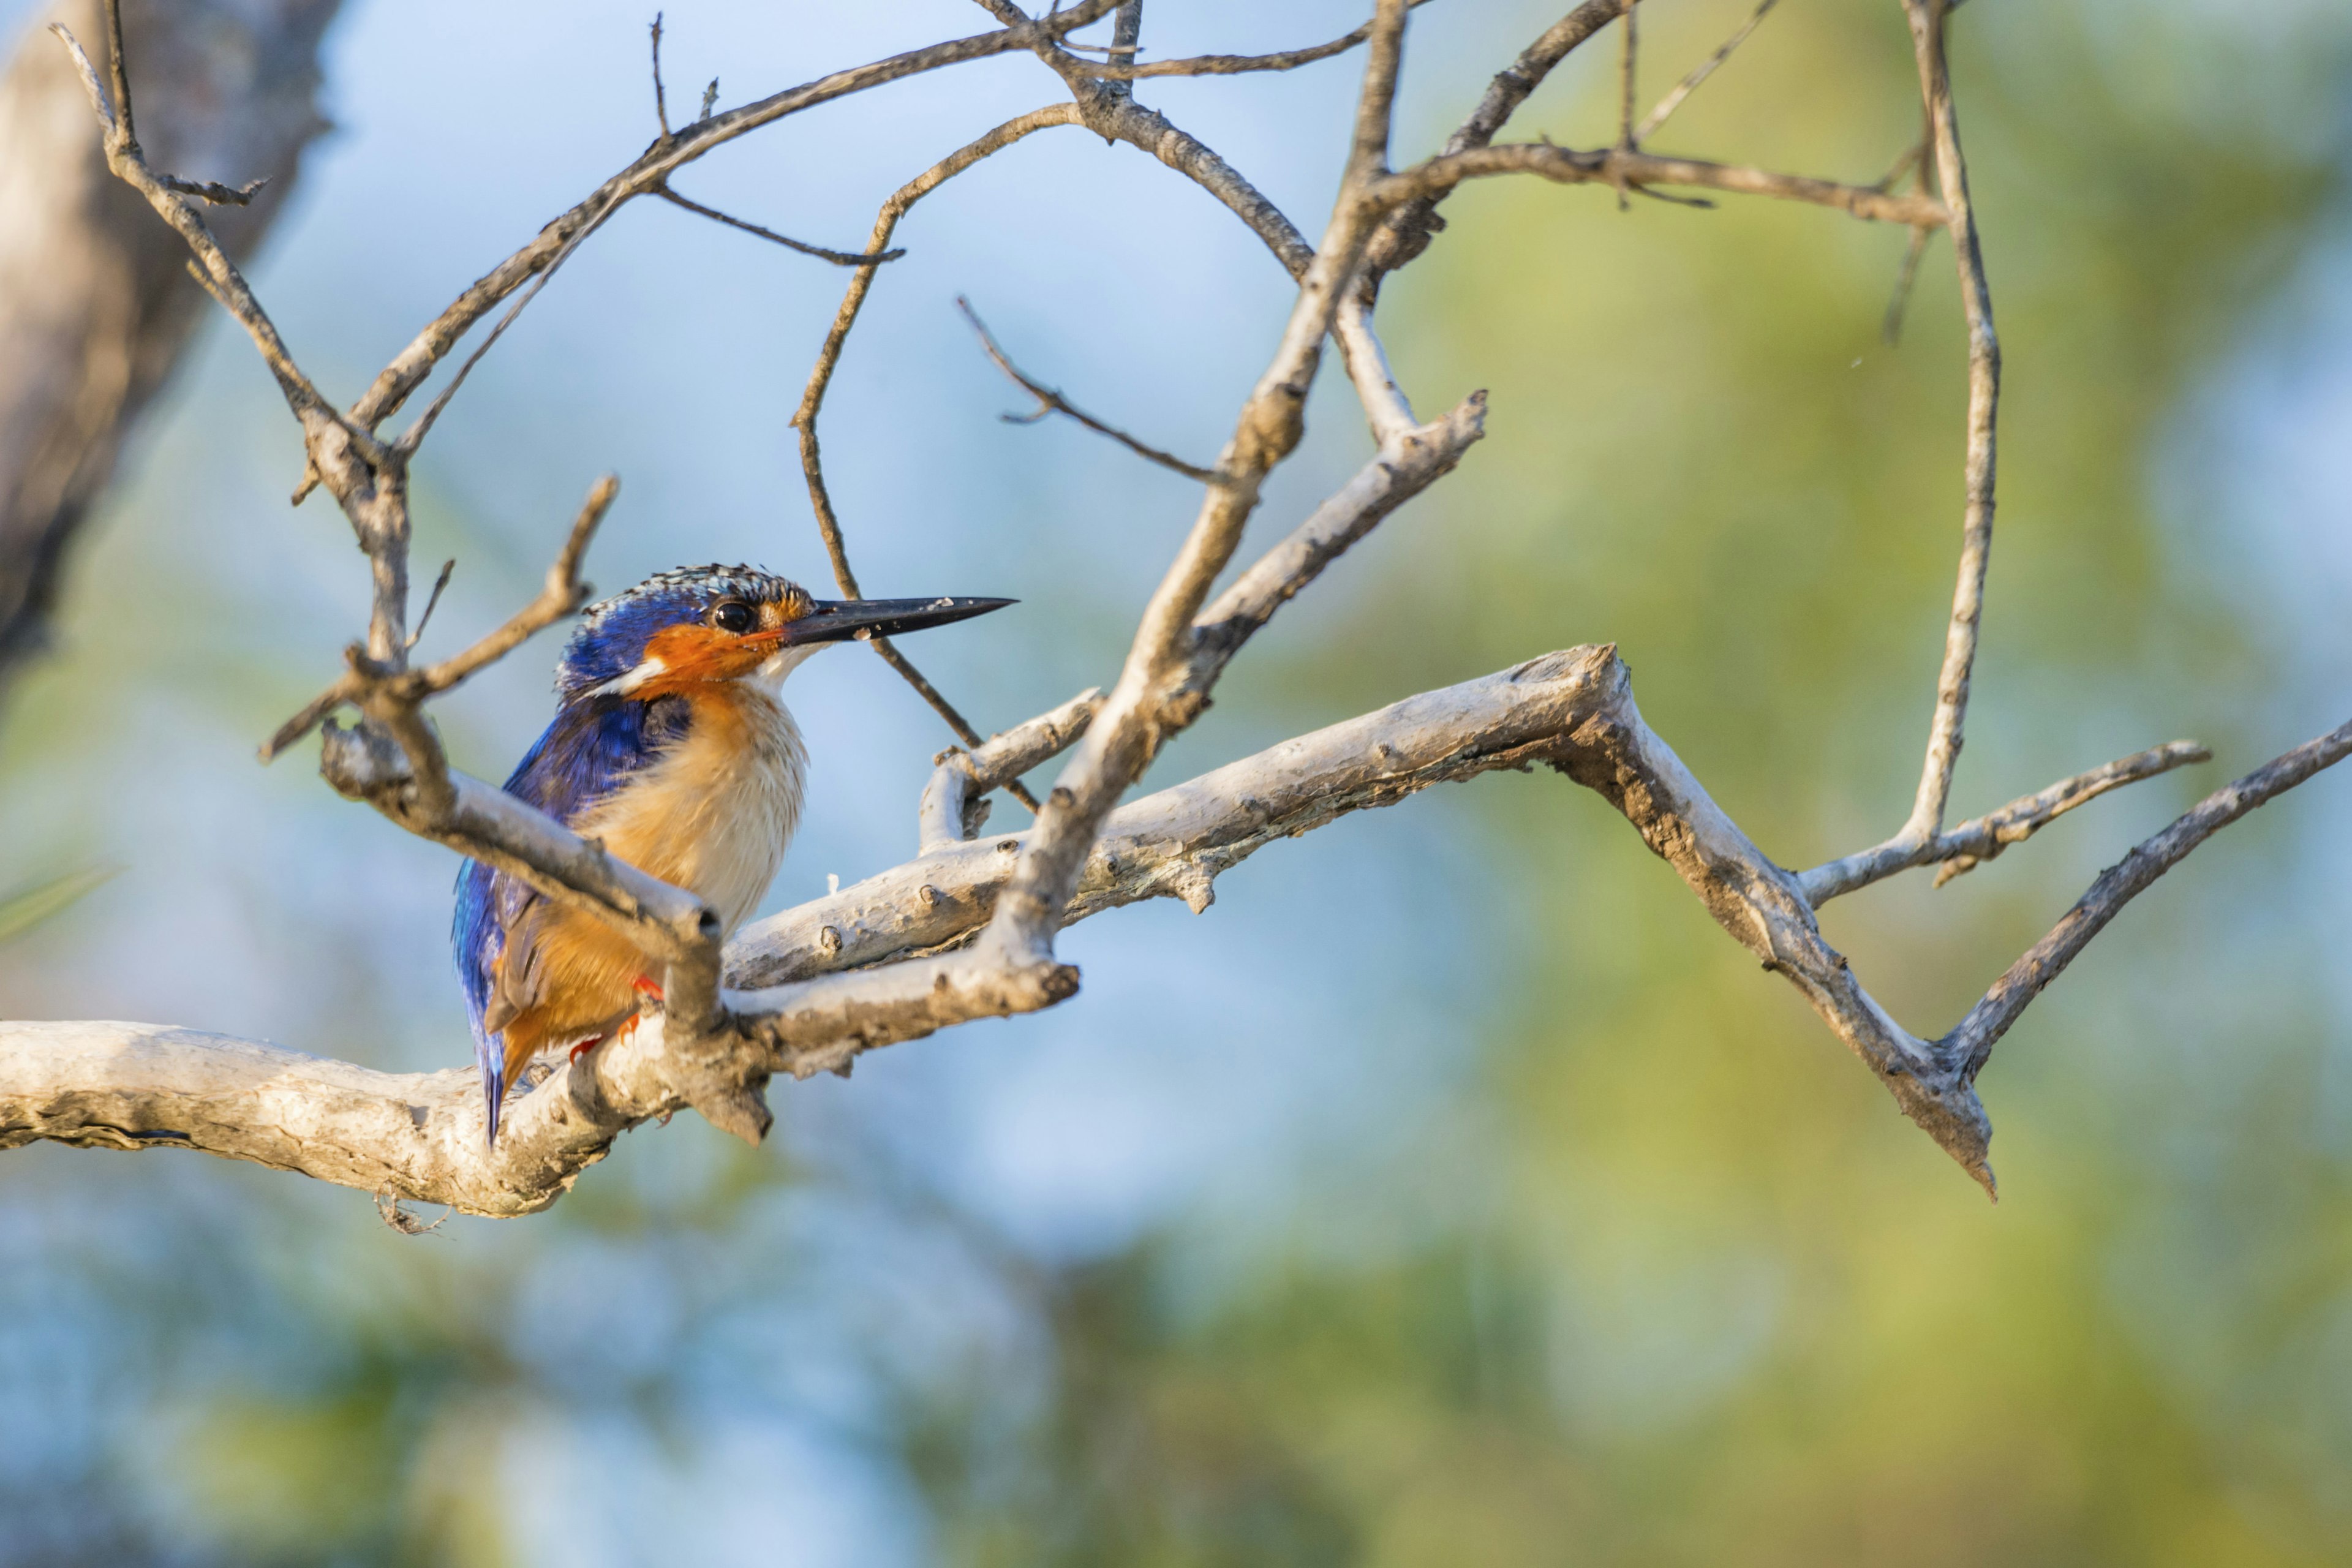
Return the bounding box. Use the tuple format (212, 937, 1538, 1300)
(559, 564, 807, 699)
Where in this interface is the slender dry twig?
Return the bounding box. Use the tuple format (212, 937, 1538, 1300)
(788, 103, 1084, 809)
(1928, 740, 2211, 887)
(654, 185, 906, 266)
(649, 10, 671, 138)
(1370, 141, 1952, 227)
(1803, 0, 1999, 895)
(956, 297, 1216, 481)
(1882, 222, 1930, 344)
(1364, 0, 1627, 284)
(1944, 715, 2352, 1082)
(281, 0, 1123, 506)
(405, 559, 456, 650)
(262, 477, 618, 761)
(1062, 0, 1438, 80)
(1796, 738, 2214, 903)
(1634, 0, 1779, 143)
(1616, 3, 1638, 209)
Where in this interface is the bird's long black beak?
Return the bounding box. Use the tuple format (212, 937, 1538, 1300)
(783, 595, 1014, 645)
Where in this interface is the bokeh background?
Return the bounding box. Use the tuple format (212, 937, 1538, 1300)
(2, 0, 2350, 1561)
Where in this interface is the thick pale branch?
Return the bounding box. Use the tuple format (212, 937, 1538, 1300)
(2, 648, 1629, 1212)
(919, 689, 1102, 854)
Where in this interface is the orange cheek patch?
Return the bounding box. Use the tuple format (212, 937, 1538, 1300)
(635, 623, 771, 695)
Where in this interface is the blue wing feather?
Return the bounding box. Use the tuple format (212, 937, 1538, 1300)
(453, 694, 691, 1144)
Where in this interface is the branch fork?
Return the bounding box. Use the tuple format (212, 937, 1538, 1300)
(12, 0, 2345, 1219)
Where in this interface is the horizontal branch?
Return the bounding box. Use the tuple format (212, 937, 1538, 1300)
(1364, 0, 1626, 282)
(1062, 0, 1438, 80)
(1370, 142, 1954, 227)
(2, 649, 1633, 1212)
(13, 655, 2333, 1211)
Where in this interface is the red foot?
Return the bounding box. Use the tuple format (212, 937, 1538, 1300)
(633, 976, 666, 1003)
(568, 1033, 608, 1066)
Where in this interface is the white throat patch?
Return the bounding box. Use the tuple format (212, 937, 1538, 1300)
(745, 641, 826, 693)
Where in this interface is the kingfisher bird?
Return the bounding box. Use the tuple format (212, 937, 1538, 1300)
(452, 563, 1010, 1145)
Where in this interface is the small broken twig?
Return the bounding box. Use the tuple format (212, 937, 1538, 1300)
(956, 297, 1216, 482)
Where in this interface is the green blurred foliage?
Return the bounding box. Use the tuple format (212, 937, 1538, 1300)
(888, 3, 2352, 1564)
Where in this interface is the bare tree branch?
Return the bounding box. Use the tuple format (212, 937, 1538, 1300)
(1364, 0, 1627, 284)
(1061, 0, 1437, 80)
(983, 0, 1416, 969)
(1798, 739, 2214, 903)
(1945, 716, 2352, 1080)
(920, 690, 1104, 854)
(1793, 0, 2000, 893)
(10, 0, 2327, 1219)
(262, 477, 619, 761)
(653, 183, 906, 266)
(1370, 142, 1953, 227)
(788, 103, 1084, 808)
(1634, 0, 1779, 144)
(956, 297, 1216, 481)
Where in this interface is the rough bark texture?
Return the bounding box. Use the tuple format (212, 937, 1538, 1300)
(0, 0, 339, 700)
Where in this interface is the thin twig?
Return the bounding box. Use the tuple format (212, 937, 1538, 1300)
(50, 16, 377, 456)
(788, 105, 1081, 810)
(1063, 0, 1438, 79)
(654, 185, 905, 266)
(263, 478, 617, 761)
(1929, 739, 2211, 887)
(290, 0, 1122, 502)
(1944, 715, 2352, 1080)
(698, 78, 718, 121)
(956, 297, 1216, 481)
(982, 0, 1415, 967)
(1369, 141, 1952, 227)
(650, 12, 671, 138)
(1882, 222, 1929, 344)
(406, 559, 456, 650)
(160, 173, 269, 206)
(1899, 0, 1999, 842)
(1634, 0, 1779, 143)
(1365, 0, 1626, 282)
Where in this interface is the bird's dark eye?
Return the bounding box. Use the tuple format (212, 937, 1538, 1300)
(712, 601, 755, 634)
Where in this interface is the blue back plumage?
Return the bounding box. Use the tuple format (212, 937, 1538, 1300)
(453, 564, 796, 1146)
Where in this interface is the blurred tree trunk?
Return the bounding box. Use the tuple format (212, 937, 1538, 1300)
(0, 0, 341, 704)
